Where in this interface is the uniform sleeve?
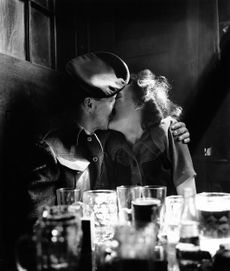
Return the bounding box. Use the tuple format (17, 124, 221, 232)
(167, 129, 196, 187)
(26, 139, 60, 221)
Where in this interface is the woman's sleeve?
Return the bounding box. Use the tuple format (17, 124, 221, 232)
(167, 128, 196, 187)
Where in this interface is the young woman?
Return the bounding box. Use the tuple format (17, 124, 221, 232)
(103, 69, 196, 195)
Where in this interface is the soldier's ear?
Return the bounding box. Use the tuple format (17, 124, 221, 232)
(83, 97, 95, 111)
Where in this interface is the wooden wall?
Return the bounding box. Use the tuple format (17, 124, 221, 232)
(0, 1, 76, 268)
(76, 0, 218, 106)
(0, 0, 25, 59)
(0, 52, 64, 269)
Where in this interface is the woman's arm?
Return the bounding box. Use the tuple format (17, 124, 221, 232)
(161, 117, 196, 195)
(176, 177, 197, 196)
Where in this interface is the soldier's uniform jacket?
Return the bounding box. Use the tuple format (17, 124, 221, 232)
(28, 124, 104, 218)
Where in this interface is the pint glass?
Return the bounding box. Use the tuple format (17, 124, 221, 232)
(196, 192, 230, 256)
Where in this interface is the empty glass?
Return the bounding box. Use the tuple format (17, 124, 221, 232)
(165, 195, 184, 243)
(83, 190, 118, 245)
(116, 185, 143, 224)
(56, 188, 81, 205)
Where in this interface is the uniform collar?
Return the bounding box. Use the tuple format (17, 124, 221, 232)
(75, 124, 93, 145)
(75, 124, 102, 151)
(76, 125, 85, 146)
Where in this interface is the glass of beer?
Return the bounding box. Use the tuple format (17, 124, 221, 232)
(82, 190, 118, 245)
(36, 205, 82, 271)
(116, 185, 143, 224)
(56, 188, 81, 205)
(142, 185, 167, 234)
(196, 192, 230, 256)
(96, 223, 157, 271)
(142, 185, 167, 203)
(132, 197, 161, 229)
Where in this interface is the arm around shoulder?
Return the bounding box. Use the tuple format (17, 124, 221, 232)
(165, 120, 196, 195)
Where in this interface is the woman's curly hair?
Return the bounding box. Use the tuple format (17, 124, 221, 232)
(129, 69, 182, 129)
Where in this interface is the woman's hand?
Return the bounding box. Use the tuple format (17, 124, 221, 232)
(170, 121, 190, 144)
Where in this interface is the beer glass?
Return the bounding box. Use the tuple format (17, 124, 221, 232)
(142, 185, 167, 204)
(132, 197, 161, 228)
(16, 205, 83, 271)
(196, 192, 230, 256)
(165, 195, 184, 243)
(97, 223, 157, 271)
(165, 196, 184, 271)
(142, 185, 167, 233)
(56, 188, 81, 205)
(116, 185, 142, 224)
(36, 205, 82, 271)
(83, 190, 118, 244)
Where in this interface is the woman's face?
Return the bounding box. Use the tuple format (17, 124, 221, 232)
(111, 84, 137, 121)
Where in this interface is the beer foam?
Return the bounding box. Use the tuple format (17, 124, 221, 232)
(196, 193, 230, 211)
(132, 198, 161, 206)
(196, 200, 230, 212)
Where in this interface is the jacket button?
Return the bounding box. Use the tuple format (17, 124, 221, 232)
(87, 137, 92, 142)
(93, 156, 98, 162)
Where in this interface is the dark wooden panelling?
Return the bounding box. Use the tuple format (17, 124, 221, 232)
(32, 0, 50, 10)
(219, 0, 230, 22)
(194, 158, 230, 193)
(0, 53, 65, 269)
(30, 6, 52, 67)
(85, 0, 218, 108)
(55, 1, 77, 71)
(0, 54, 64, 131)
(0, 0, 25, 59)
